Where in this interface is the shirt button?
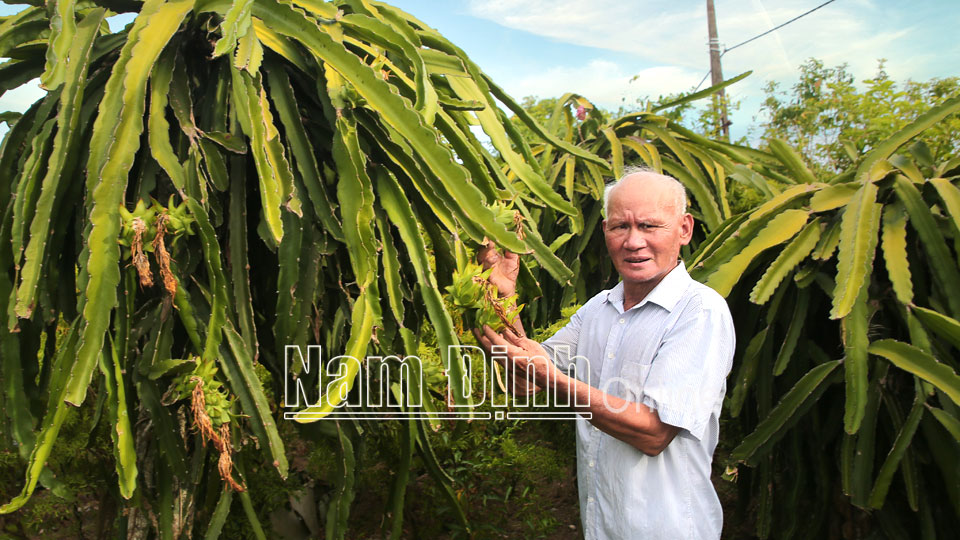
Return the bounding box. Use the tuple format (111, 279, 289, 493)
(589, 460, 595, 467)
(608, 353, 614, 359)
(588, 496, 594, 503)
(619, 318, 625, 324)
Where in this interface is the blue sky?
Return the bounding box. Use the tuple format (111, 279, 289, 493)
(389, 0, 960, 140)
(2, 0, 958, 142)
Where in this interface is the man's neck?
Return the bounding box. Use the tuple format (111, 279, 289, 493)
(621, 261, 679, 311)
(622, 283, 656, 312)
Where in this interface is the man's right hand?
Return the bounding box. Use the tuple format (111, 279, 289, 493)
(477, 240, 519, 298)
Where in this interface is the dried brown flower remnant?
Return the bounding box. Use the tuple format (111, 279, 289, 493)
(513, 211, 526, 241)
(217, 424, 244, 492)
(130, 217, 154, 287)
(190, 376, 219, 445)
(153, 213, 177, 297)
(483, 280, 520, 337)
(189, 377, 245, 492)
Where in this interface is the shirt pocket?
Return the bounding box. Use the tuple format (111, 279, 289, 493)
(618, 361, 651, 403)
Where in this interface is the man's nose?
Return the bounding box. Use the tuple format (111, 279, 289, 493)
(623, 228, 646, 250)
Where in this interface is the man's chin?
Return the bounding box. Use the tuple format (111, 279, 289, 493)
(620, 270, 656, 285)
(620, 260, 653, 276)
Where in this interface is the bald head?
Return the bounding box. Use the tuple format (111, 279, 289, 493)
(603, 167, 688, 218)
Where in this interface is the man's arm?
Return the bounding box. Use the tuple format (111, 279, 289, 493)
(472, 237, 673, 448)
(477, 326, 680, 456)
(558, 370, 681, 456)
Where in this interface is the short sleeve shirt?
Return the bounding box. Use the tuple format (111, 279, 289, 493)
(542, 262, 735, 540)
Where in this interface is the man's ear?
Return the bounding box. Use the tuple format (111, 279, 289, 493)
(601, 219, 607, 232)
(679, 213, 694, 246)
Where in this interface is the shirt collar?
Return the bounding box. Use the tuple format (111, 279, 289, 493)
(604, 261, 691, 313)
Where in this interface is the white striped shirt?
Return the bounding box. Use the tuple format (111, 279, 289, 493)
(542, 262, 735, 539)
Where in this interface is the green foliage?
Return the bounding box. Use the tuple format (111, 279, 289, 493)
(627, 71, 750, 142)
(512, 67, 960, 538)
(4, 2, 959, 538)
(410, 420, 576, 539)
(0, 0, 595, 537)
(694, 95, 960, 537)
(0, 402, 116, 537)
(529, 304, 580, 343)
(759, 58, 960, 176)
(512, 86, 792, 329)
(510, 96, 562, 147)
(644, 89, 743, 143)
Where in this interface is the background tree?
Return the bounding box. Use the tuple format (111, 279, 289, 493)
(759, 58, 960, 176)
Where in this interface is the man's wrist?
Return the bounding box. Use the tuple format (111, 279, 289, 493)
(548, 368, 573, 395)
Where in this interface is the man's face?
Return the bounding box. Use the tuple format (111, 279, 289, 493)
(602, 174, 694, 296)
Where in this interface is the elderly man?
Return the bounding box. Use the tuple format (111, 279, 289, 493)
(475, 167, 735, 539)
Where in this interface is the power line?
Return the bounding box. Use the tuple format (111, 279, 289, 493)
(722, 0, 838, 56)
(695, 69, 713, 93)
(693, 0, 838, 91)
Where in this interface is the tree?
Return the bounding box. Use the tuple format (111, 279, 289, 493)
(0, 0, 602, 536)
(629, 70, 749, 143)
(510, 96, 560, 144)
(695, 98, 960, 538)
(759, 58, 960, 177)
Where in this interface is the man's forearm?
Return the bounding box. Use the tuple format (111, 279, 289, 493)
(541, 368, 678, 456)
(474, 325, 676, 454)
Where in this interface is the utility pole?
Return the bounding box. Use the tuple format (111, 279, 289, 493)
(706, 0, 730, 139)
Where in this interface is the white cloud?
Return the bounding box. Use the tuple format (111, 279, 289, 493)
(508, 59, 700, 111)
(466, 0, 938, 86)
(465, 0, 954, 140)
(468, 0, 704, 67)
